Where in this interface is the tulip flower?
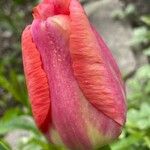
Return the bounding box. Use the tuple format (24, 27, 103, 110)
(21, 0, 126, 149)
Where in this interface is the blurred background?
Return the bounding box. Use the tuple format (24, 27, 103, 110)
(0, 0, 150, 149)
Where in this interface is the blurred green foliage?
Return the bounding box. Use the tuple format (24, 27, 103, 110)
(111, 4, 150, 150)
(0, 0, 150, 150)
(111, 65, 150, 150)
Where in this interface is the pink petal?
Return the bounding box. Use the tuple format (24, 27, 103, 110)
(31, 12, 123, 149)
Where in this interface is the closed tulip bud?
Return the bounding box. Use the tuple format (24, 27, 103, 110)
(21, 0, 126, 149)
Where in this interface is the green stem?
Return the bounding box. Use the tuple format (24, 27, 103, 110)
(97, 145, 111, 150)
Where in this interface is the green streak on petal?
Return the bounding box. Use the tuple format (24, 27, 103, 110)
(86, 121, 111, 149)
(50, 128, 68, 149)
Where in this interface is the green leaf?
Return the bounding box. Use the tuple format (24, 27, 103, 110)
(0, 114, 39, 135)
(127, 103, 150, 130)
(111, 135, 142, 150)
(18, 134, 66, 150)
(13, 0, 25, 4)
(19, 138, 51, 150)
(0, 141, 10, 150)
(141, 16, 150, 26)
(144, 136, 150, 148)
(9, 70, 28, 106)
(143, 47, 150, 56)
(1, 108, 21, 122)
(125, 4, 136, 16)
(131, 27, 149, 45)
(136, 65, 150, 79)
(0, 70, 28, 107)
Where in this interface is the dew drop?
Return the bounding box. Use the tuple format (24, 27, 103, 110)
(58, 58, 62, 62)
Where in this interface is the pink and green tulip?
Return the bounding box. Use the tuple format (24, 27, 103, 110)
(21, 0, 127, 149)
